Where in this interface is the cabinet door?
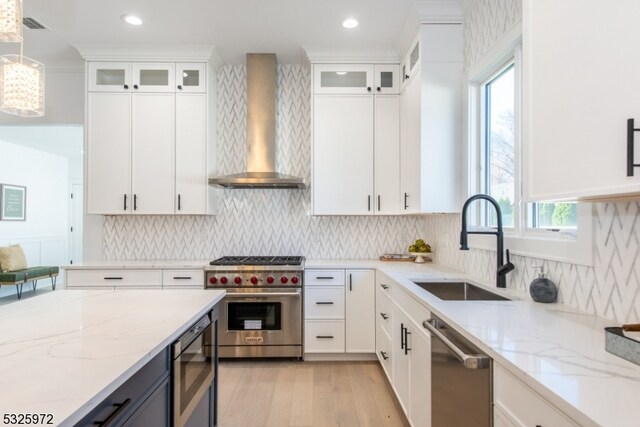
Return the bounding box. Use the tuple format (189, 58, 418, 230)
(409, 329, 431, 427)
(88, 62, 131, 92)
(313, 95, 374, 214)
(132, 93, 175, 214)
(400, 73, 421, 213)
(313, 64, 374, 94)
(524, 0, 640, 200)
(176, 94, 207, 214)
(345, 270, 375, 353)
(391, 307, 410, 416)
(176, 63, 207, 93)
(87, 92, 132, 214)
(122, 378, 170, 427)
(374, 65, 400, 95)
(132, 63, 176, 93)
(374, 95, 401, 214)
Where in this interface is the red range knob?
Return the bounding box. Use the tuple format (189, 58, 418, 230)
(209, 276, 217, 285)
(266, 276, 275, 284)
(220, 276, 228, 285)
(280, 276, 289, 284)
(250, 276, 259, 285)
(234, 276, 243, 285)
(291, 276, 299, 284)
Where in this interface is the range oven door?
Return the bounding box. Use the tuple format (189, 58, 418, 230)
(220, 288, 302, 348)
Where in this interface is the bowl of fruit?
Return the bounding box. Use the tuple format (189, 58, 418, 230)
(408, 239, 432, 263)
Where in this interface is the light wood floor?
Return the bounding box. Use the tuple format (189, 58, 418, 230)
(218, 360, 409, 427)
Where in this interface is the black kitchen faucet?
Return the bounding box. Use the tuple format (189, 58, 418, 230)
(460, 194, 514, 288)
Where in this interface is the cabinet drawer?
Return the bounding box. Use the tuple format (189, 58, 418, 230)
(376, 325, 392, 381)
(305, 320, 345, 353)
(494, 364, 577, 427)
(66, 269, 162, 288)
(162, 269, 204, 289)
(376, 291, 393, 336)
(304, 270, 344, 287)
(377, 273, 394, 297)
(305, 287, 345, 319)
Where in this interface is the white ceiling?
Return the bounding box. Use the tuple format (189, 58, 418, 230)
(0, 0, 474, 65)
(0, 126, 83, 160)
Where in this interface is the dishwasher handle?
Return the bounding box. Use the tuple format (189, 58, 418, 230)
(423, 319, 490, 369)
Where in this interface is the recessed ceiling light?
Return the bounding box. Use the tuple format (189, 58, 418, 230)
(342, 18, 359, 29)
(121, 14, 143, 26)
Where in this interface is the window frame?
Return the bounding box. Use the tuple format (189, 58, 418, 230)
(464, 24, 593, 267)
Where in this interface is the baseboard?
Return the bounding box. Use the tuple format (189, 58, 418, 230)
(303, 352, 377, 362)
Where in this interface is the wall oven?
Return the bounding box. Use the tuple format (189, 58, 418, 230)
(172, 311, 216, 427)
(205, 256, 304, 358)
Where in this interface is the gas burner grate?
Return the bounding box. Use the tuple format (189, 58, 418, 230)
(209, 256, 304, 266)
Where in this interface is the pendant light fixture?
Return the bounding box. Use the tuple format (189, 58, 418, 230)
(0, 0, 45, 117)
(0, 0, 22, 41)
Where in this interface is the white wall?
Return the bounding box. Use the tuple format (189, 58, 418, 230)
(0, 141, 69, 297)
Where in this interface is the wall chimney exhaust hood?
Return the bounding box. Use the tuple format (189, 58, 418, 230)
(208, 53, 307, 189)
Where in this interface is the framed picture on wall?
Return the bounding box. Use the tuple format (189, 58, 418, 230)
(0, 184, 26, 221)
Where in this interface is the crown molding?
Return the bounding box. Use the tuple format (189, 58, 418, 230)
(396, 1, 463, 57)
(72, 44, 225, 71)
(301, 46, 400, 65)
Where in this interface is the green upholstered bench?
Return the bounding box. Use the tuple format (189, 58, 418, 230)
(0, 266, 59, 299)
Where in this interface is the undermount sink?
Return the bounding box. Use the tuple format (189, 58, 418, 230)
(414, 281, 510, 301)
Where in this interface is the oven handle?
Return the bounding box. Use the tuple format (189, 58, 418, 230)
(225, 292, 301, 298)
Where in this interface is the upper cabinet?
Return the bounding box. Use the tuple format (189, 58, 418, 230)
(399, 24, 463, 213)
(86, 59, 216, 215)
(311, 63, 401, 215)
(524, 0, 640, 201)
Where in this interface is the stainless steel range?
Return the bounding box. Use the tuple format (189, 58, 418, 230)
(205, 256, 304, 358)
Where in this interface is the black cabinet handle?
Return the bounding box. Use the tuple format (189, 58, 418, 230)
(367, 87, 372, 92)
(400, 323, 405, 350)
(404, 329, 411, 355)
(380, 351, 389, 360)
(316, 276, 334, 280)
(178, 194, 181, 211)
(377, 195, 381, 211)
(103, 277, 123, 280)
(405, 74, 410, 80)
(316, 301, 334, 305)
(368, 195, 371, 211)
(316, 335, 334, 339)
(173, 276, 192, 280)
(133, 194, 137, 211)
(404, 193, 409, 210)
(627, 118, 640, 176)
(380, 312, 389, 320)
(349, 273, 352, 291)
(123, 194, 127, 211)
(133, 84, 139, 89)
(93, 398, 131, 426)
(380, 284, 389, 290)
(376, 87, 381, 92)
(123, 84, 129, 90)
(177, 85, 183, 90)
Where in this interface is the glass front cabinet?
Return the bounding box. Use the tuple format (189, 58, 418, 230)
(313, 64, 399, 95)
(88, 62, 206, 93)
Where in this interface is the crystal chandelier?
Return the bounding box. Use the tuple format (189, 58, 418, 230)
(0, 0, 22, 42)
(0, 53, 44, 117)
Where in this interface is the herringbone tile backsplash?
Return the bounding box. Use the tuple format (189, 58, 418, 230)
(103, 65, 427, 261)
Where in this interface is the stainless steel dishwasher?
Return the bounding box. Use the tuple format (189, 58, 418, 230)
(423, 315, 492, 427)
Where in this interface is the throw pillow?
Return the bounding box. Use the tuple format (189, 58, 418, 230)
(0, 244, 28, 272)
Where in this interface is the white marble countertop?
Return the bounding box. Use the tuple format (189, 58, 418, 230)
(63, 259, 211, 269)
(0, 289, 225, 427)
(377, 266, 637, 427)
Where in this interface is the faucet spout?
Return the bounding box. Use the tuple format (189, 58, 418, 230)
(459, 194, 510, 288)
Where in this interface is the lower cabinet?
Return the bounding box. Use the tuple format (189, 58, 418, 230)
(493, 364, 577, 427)
(122, 378, 170, 427)
(377, 272, 432, 427)
(65, 268, 203, 290)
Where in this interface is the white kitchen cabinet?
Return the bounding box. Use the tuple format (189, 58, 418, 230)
(132, 63, 175, 93)
(409, 329, 431, 427)
(401, 37, 421, 92)
(376, 325, 393, 380)
(162, 269, 204, 289)
(65, 269, 162, 289)
(345, 270, 375, 353)
(313, 95, 375, 215)
(313, 64, 374, 95)
(399, 24, 463, 213)
(304, 320, 346, 353)
(524, 0, 640, 201)
(494, 364, 578, 427)
(132, 93, 175, 214)
(391, 307, 411, 415)
(87, 92, 131, 214)
(312, 63, 401, 215)
(86, 58, 215, 215)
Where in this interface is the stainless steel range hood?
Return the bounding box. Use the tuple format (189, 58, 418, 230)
(209, 54, 307, 189)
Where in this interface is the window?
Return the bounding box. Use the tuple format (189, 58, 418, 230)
(467, 38, 592, 266)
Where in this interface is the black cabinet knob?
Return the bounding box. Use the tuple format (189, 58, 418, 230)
(367, 87, 372, 92)
(405, 74, 410, 80)
(124, 84, 129, 89)
(376, 87, 381, 92)
(133, 84, 139, 89)
(177, 85, 182, 90)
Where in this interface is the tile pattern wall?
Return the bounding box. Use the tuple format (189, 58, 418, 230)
(463, 0, 522, 70)
(452, 0, 640, 323)
(103, 65, 427, 260)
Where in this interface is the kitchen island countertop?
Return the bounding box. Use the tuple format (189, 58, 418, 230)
(0, 289, 225, 426)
